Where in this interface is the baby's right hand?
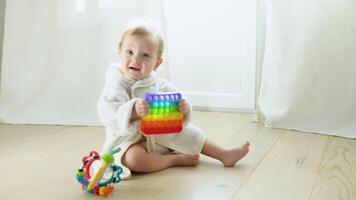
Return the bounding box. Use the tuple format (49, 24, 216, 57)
(134, 100, 149, 118)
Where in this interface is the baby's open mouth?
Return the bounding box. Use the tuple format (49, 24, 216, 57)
(129, 66, 141, 72)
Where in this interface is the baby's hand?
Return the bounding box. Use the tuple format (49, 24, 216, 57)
(134, 100, 149, 118)
(179, 99, 190, 116)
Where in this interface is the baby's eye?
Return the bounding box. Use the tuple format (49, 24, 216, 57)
(143, 53, 151, 58)
(126, 49, 133, 55)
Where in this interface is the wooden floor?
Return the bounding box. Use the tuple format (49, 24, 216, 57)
(0, 111, 355, 200)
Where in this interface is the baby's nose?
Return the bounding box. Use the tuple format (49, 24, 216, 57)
(132, 56, 142, 64)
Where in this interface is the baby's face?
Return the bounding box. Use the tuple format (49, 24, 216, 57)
(119, 35, 162, 80)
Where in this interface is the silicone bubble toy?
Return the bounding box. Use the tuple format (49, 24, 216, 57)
(76, 147, 123, 197)
(141, 92, 183, 135)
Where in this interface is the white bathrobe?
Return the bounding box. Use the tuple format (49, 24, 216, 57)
(97, 63, 207, 179)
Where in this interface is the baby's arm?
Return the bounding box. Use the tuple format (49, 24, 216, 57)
(97, 91, 129, 129)
(97, 80, 140, 134)
(130, 100, 149, 122)
(98, 91, 144, 135)
(158, 79, 192, 124)
(178, 99, 190, 121)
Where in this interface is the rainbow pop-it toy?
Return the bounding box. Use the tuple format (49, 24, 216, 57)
(140, 92, 183, 135)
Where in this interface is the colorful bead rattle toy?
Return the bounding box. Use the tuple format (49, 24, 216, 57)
(141, 92, 183, 135)
(76, 147, 123, 197)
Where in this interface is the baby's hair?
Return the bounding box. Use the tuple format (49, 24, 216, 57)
(118, 25, 164, 58)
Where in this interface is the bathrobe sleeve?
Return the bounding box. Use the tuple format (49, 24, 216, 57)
(158, 79, 193, 125)
(97, 66, 141, 138)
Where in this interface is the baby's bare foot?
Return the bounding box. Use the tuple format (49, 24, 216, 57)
(173, 153, 200, 166)
(222, 141, 250, 167)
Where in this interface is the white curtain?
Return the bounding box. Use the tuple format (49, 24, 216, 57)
(258, 0, 356, 138)
(0, 0, 166, 125)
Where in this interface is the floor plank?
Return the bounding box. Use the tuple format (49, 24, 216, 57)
(0, 126, 106, 200)
(124, 122, 284, 200)
(233, 131, 329, 200)
(0, 124, 67, 150)
(309, 136, 356, 200)
(0, 111, 256, 200)
(2, 111, 352, 200)
(191, 111, 253, 144)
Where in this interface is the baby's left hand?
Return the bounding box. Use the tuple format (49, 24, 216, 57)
(179, 99, 190, 117)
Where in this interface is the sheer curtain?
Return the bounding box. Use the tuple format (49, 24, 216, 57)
(258, 0, 356, 138)
(0, 0, 166, 125)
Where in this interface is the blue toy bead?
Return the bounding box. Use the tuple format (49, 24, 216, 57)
(165, 95, 170, 100)
(77, 176, 89, 186)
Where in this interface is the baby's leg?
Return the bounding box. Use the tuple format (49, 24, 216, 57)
(123, 143, 200, 173)
(202, 138, 250, 167)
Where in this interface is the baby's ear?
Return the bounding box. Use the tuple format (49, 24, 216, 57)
(154, 58, 163, 70)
